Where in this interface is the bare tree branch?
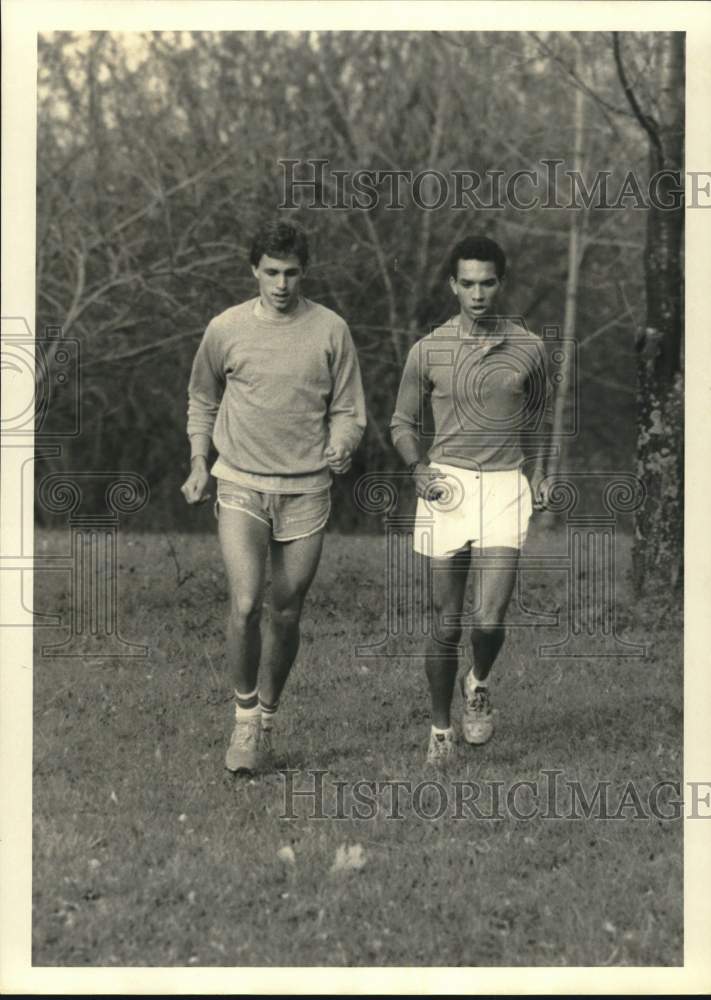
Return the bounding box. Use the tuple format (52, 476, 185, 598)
(612, 32, 663, 161)
(528, 31, 628, 133)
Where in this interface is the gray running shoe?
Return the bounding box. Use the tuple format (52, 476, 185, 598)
(225, 715, 261, 773)
(460, 676, 494, 745)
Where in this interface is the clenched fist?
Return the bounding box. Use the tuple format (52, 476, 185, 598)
(181, 459, 211, 505)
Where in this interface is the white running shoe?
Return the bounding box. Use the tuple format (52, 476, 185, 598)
(426, 728, 456, 765)
(460, 674, 494, 745)
(225, 715, 261, 773)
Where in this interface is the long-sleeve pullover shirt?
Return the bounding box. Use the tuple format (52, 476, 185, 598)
(390, 316, 552, 472)
(187, 297, 366, 493)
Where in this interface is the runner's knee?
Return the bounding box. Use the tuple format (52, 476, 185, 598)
(270, 604, 302, 632)
(472, 621, 506, 640)
(229, 595, 262, 630)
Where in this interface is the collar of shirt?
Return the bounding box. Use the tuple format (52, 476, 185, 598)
(253, 296, 306, 322)
(456, 316, 507, 353)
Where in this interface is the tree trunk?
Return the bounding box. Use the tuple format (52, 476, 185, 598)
(615, 32, 684, 594)
(550, 45, 585, 480)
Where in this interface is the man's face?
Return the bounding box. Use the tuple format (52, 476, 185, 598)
(449, 258, 502, 326)
(252, 254, 304, 315)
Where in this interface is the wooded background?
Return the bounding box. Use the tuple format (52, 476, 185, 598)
(35, 30, 684, 590)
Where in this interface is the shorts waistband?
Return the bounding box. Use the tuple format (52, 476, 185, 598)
(430, 463, 524, 479)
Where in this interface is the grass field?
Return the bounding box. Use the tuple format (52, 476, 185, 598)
(32, 523, 682, 967)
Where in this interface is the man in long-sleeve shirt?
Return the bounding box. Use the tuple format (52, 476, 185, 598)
(390, 235, 552, 765)
(182, 220, 366, 774)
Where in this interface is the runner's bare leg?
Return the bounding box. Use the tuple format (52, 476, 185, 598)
(469, 547, 519, 681)
(259, 530, 325, 707)
(218, 507, 270, 693)
(425, 548, 471, 729)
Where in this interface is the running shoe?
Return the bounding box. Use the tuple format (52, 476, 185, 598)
(460, 674, 494, 745)
(225, 715, 262, 773)
(426, 727, 456, 765)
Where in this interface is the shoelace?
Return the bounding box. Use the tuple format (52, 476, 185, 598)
(234, 723, 260, 747)
(469, 690, 491, 713)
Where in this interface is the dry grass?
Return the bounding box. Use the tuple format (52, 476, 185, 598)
(32, 525, 682, 966)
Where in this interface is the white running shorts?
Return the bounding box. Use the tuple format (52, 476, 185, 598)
(412, 464, 533, 559)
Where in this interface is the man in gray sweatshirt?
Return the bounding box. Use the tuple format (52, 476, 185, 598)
(182, 219, 366, 774)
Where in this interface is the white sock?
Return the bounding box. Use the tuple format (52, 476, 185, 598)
(432, 725, 453, 738)
(466, 670, 488, 693)
(259, 695, 279, 731)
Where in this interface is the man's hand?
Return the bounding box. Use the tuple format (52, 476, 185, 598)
(529, 468, 550, 512)
(325, 443, 352, 475)
(181, 458, 211, 505)
(413, 462, 447, 500)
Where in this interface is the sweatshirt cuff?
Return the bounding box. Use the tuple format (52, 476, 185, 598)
(329, 421, 365, 455)
(390, 423, 417, 447)
(188, 433, 211, 459)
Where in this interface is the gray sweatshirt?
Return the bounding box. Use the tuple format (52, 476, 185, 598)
(187, 297, 366, 492)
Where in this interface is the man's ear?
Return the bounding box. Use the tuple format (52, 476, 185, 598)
(251, 265, 259, 280)
(448, 275, 457, 296)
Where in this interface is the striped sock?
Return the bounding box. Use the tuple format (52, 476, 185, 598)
(234, 687, 259, 719)
(259, 695, 279, 731)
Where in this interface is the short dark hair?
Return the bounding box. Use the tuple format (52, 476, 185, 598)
(448, 236, 506, 280)
(249, 219, 309, 268)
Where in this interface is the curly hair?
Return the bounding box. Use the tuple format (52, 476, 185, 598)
(448, 236, 506, 280)
(249, 219, 309, 268)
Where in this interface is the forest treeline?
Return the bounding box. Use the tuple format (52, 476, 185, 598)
(36, 30, 680, 576)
